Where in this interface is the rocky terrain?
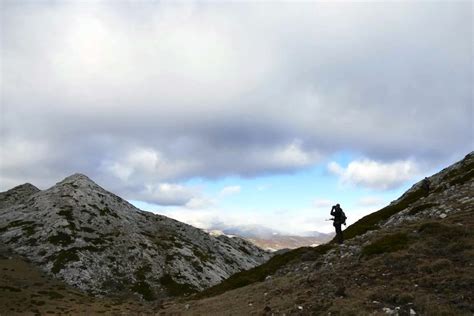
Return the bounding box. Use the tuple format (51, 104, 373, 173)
(163, 152, 474, 315)
(0, 174, 270, 302)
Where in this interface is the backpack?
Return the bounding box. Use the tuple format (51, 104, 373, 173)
(340, 210, 347, 224)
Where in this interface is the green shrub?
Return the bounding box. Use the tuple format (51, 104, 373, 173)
(193, 247, 211, 263)
(408, 203, 438, 215)
(48, 232, 74, 246)
(58, 207, 74, 221)
(135, 264, 152, 281)
(159, 274, 197, 297)
(0, 220, 35, 233)
(450, 168, 474, 186)
(130, 281, 155, 301)
(361, 233, 409, 257)
(49, 249, 80, 274)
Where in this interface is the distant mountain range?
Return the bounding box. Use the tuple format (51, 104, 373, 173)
(0, 174, 270, 301)
(207, 223, 334, 251)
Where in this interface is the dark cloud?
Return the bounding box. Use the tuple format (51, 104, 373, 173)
(1, 1, 472, 203)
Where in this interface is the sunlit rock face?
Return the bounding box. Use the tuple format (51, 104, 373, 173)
(0, 173, 271, 300)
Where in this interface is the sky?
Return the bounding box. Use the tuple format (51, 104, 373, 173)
(1, 0, 472, 234)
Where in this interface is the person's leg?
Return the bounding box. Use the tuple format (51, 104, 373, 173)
(335, 224, 343, 244)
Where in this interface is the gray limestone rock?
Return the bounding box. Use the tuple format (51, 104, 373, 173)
(0, 173, 271, 300)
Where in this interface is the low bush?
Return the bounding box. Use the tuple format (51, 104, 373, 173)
(361, 233, 409, 257)
(159, 274, 197, 297)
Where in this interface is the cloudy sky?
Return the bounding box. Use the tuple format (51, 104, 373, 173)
(1, 1, 472, 234)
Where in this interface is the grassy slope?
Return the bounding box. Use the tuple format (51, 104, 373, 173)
(0, 244, 161, 314)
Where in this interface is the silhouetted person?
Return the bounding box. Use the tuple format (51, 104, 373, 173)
(331, 204, 346, 244)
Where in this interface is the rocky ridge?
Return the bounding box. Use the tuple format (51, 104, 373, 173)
(0, 174, 271, 301)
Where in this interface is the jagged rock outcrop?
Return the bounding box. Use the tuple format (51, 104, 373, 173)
(0, 174, 271, 300)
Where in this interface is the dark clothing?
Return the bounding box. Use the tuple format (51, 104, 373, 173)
(331, 205, 345, 225)
(334, 222, 343, 244)
(331, 205, 345, 244)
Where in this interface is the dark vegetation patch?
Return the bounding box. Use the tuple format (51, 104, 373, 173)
(100, 207, 119, 218)
(80, 226, 96, 233)
(238, 245, 251, 256)
(48, 249, 80, 274)
(83, 237, 108, 245)
(450, 168, 474, 186)
(418, 222, 468, 240)
(47, 245, 103, 274)
(194, 244, 334, 299)
(165, 253, 177, 264)
(191, 261, 204, 272)
(193, 247, 212, 263)
(58, 207, 74, 221)
(23, 223, 41, 237)
(361, 233, 409, 257)
(135, 264, 152, 281)
(58, 206, 77, 230)
(408, 203, 438, 216)
(7, 235, 21, 243)
(90, 204, 119, 218)
(81, 209, 97, 218)
(48, 232, 74, 246)
(130, 264, 156, 300)
(0, 220, 35, 233)
(160, 274, 197, 297)
(130, 282, 155, 301)
(0, 285, 21, 292)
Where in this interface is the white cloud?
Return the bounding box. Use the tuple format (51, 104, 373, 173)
(102, 147, 199, 182)
(138, 182, 197, 206)
(185, 197, 216, 210)
(220, 185, 241, 196)
(328, 159, 420, 190)
(269, 140, 315, 168)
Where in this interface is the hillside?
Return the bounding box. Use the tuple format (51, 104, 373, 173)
(0, 174, 270, 303)
(163, 152, 474, 315)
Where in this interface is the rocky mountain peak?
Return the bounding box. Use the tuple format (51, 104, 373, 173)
(0, 174, 271, 301)
(0, 183, 40, 210)
(56, 173, 101, 190)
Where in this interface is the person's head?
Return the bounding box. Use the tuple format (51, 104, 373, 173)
(336, 203, 340, 207)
